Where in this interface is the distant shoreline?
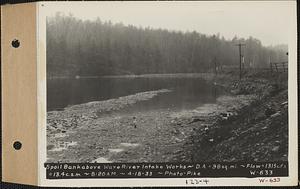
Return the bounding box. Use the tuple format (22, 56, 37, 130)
(47, 73, 214, 80)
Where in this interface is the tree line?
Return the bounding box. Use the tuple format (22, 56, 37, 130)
(47, 13, 288, 78)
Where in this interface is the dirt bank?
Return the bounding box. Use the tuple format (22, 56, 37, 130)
(47, 71, 288, 163)
(178, 70, 288, 162)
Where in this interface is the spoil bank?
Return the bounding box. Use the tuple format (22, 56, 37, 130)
(47, 71, 288, 163)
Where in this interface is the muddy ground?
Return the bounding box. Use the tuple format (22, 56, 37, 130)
(47, 70, 288, 163)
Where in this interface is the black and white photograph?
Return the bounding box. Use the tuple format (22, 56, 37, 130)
(45, 1, 291, 166)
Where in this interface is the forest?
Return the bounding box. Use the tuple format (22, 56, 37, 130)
(47, 13, 288, 78)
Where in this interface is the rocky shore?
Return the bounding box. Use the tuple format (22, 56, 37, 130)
(179, 70, 288, 162)
(47, 71, 288, 163)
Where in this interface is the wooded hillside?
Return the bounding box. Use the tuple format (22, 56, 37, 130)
(47, 14, 287, 77)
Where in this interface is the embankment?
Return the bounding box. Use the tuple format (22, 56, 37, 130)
(177, 70, 288, 162)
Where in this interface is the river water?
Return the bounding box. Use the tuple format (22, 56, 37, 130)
(47, 76, 224, 112)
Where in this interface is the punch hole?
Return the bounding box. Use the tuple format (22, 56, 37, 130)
(11, 39, 20, 48)
(13, 141, 22, 150)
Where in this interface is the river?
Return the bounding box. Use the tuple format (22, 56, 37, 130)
(47, 76, 224, 113)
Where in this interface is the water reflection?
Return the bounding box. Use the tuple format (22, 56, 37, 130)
(47, 77, 224, 112)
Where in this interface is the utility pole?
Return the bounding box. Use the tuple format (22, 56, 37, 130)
(214, 57, 217, 75)
(236, 43, 246, 80)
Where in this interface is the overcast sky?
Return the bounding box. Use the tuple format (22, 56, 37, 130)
(43, 1, 296, 46)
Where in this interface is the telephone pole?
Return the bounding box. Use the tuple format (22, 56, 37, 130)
(213, 57, 217, 75)
(236, 43, 246, 80)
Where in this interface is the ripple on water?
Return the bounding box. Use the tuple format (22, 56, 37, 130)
(91, 157, 112, 163)
(49, 141, 77, 152)
(120, 143, 140, 147)
(54, 132, 68, 138)
(109, 148, 124, 153)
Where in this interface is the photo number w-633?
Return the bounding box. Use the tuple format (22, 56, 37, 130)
(258, 177, 281, 183)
